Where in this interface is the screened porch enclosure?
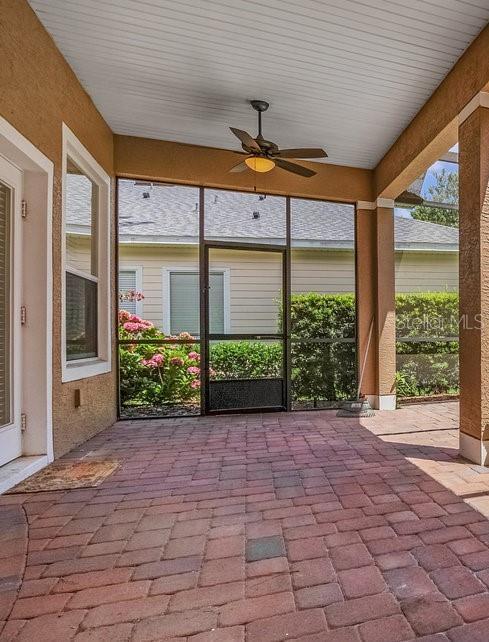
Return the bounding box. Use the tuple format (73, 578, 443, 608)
(116, 179, 357, 417)
(394, 148, 459, 401)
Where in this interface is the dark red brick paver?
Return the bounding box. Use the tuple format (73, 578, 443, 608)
(0, 406, 487, 639)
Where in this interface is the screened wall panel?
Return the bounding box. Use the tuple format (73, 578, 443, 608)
(290, 198, 357, 409)
(117, 180, 201, 418)
(205, 189, 286, 244)
(395, 155, 459, 400)
(116, 181, 360, 417)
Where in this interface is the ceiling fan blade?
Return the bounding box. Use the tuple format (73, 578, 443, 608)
(275, 158, 316, 178)
(230, 127, 261, 152)
(229, 160, 248, 173)
(275, 148, 327, 159)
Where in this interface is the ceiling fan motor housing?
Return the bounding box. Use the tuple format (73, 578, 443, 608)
(250, 100, 269, 112)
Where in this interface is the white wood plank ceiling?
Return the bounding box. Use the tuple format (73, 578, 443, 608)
(29, 0, 489, 168)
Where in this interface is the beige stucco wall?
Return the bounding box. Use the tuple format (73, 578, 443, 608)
(115, 136, 374, 204)
(0, 0, 116, 457)
(459, 106, 489, 442)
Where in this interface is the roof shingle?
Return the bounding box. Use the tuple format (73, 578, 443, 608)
(66, 177, 459, 250)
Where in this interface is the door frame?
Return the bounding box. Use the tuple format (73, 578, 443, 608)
(0, 115, 53, 492)
(0, 157, 22, 466)
(202, 240, 288, 415)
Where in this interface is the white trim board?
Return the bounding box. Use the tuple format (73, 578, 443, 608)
(459, 92, 489, 125)
(108, 230, 460, 254)
(357, 198, 395, 210)
(61, 124, 112, 382)
(366, 394, 397, 411)
(0, 456, 49, 495)
(459, 431, 489, 466)
(0, 114, 54, 475)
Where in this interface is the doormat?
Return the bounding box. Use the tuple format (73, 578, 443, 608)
(7, 459, 120, 493)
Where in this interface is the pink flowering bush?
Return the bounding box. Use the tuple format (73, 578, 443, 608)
(120, 289, 144, 303)
(119, 308, 201, 408)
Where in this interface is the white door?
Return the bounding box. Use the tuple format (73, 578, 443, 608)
(0, 156, 22, 466)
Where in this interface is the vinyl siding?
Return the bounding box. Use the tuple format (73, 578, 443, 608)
(119, 245, 283, 334)
(395, 251, 458, 292)
(291, 249, 355, 294)
(69, 236, 459, 333)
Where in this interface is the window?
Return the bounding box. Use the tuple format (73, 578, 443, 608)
(66, 271, 97, 360)
(62, 125, 111, 382)
(65, 159, 98, 361)
(165, 269, 228, 336)
(119, 268, 143, 316)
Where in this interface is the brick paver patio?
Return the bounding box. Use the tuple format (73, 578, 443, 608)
(3, 402, 489, 640)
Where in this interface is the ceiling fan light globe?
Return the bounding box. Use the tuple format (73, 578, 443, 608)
(245, 156, 275, 173)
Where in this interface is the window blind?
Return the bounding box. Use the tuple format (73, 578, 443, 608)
(66, 272, 98, 361)
(0, 183, 10, 427)
(169, 271, 224, 336)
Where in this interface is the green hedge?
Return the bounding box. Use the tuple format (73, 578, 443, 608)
(210, 341, 282, 379)
(396, 293, 459, 353)
(120, 292, 460, 409)
(209, 293, 358, 406)
(395, 293, 459, 396)
(287, 291, 459, 399)
(288, 293, 357, 404)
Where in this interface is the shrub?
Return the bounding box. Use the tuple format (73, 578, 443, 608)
(288, 293, 357, 403)
(119, 291, 461, 408)
(210, 341, 282, 379)
(395, 292, 459, 397)
(118, 310, 200, 408)
(287, 291, 459, 400)
(396, 353, 458, 397)
(395, 370, 420, 398)
(396, 292, 459, 353)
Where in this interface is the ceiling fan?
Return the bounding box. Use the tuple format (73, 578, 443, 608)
(229, 100, 327, 177)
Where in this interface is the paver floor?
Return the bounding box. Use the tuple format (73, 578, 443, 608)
(3, 402, 489, 640)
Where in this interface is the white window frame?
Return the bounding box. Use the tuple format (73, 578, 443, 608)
(61, 124, 111, 382)
(162, 266, 230, 336)
(118, 265, 143, 317)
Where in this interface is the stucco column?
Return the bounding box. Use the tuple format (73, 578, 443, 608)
(356, 201, 396, 409)
(458, 97, 489, 464)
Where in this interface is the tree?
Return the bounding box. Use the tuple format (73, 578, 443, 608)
(410, 168, 458, 228)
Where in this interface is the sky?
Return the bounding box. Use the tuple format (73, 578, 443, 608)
(395, 144, 458, 219)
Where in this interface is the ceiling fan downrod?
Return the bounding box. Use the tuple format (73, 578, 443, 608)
(250, 99, 269, 139)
